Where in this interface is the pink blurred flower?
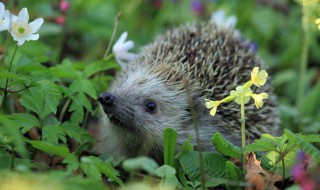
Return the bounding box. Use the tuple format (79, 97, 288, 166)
(301, 180, 316, 190)
(59, 0, 70, 13)
(55, 16, 65, 25)
(292, 164, 306, 183)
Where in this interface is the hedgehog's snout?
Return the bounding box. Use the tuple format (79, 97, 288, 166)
(98, 92, 115, 114)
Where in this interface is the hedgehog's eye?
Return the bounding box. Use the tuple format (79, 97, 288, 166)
(145, 102, 157, 113)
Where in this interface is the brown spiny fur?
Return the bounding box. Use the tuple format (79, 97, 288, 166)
(96, 22, 280, 162)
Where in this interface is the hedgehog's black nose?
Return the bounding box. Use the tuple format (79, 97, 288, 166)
(98, 92, 114, 107)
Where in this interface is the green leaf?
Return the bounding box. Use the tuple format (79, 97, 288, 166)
(0, 71, 18, 79)
(245, 136, 278, 153)
(285, 129, 320, 163)
(50, 59, 80, 79)
(179, 152, 227, 181)
(0, 115, 28, 157)
(156, 165, 181, 189)
(7, 113, 40, 133)
(156, 165, 176, 177)
(42, 125, 67, 144)
(123, 156, 159, 175)
(80, 157, 102, 181)
(87, 156, 123, 185)
(19, 86, 61, 120)
(70, 79, 97, 99)
(164, 128, 177, 167)
(64, 153, 80, 173)
(225, 161, 243, 190)
(82, 60, 118, 79)
(212, 132, 242, 158)
(180, 135, 194, 154)
(26, 140, 69, 157)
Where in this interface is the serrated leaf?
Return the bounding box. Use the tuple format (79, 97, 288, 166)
(26, 140, 69, 157)
(212, 132, 242, 158)
(50, 59, 80, 79)
(303, 134, 320, 143)
(123, 156, 159, 175)
(7, 113, 40, 133)
(83, 60, 118, 78)
(285, 129, 320, 163)
(179, 152, 227, 181)
(86, 156, 123, 185)
(164, 128, 177, 167)
(245, 137, 278, 153)
(70, 79, 97, 99)
(64, 153, 80, 173)
(80, 157, 102, 181)
(0, 115, 28, 157)
(20, 87, 61, 120)
(62, 122, 91, 143)
(225, 161, 243, 190)
(42, 125, 67, 144)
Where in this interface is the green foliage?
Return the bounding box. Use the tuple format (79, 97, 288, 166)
(0, 0, 320, 189)
(179, 151, 227, 186)
(123, 156, 159, 175)
(212, 132, 242, 158)
(163, 128, 177, 167)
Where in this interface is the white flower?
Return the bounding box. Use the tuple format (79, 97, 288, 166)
(0, 2, 11, 32)
(9, 8, 44, 46)
(210, 9, 237, 29)
(112, 31, 136, 69)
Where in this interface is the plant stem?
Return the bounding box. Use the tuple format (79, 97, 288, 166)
(281, 154, 286, 188)
(240, 96, 246, 150)
(103, 12, 121, 60)
(0, 32, 11, 68)
(297, 5, 310, 108)
(11, 147, 15, 170)
(0, 45, 18, 112)
(186, 82, 205, 190)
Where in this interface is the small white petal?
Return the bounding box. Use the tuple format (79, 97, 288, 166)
(210, 9, 237, 29)
(114, 31, 128, 46)
(25, 34, 39, 41)
(17, 39, 25, 46)
(0, 2, 5, 18)
(18, 8, 29, 24)
(225, 16, 237, 28)
(211, 10, 225, 25)
(120, 41, 134, 52)
(30, 18, 44, 33)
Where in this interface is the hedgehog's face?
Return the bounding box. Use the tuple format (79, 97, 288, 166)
(98, 69, 190, 136)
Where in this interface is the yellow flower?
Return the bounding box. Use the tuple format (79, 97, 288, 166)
(230, 86, 253, 105)
(251, 67, 268, 87)
(315, 18, 320, 30)
(205, 99, 222, 116)
(251, 93, 268, 109)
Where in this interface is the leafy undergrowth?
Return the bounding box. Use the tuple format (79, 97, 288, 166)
(1, 0, 320, 190)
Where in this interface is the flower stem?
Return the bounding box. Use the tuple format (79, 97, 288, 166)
(281, 154, 286, 188)
(297, 5, 310, 109)
(0, 32, 11, 68)
(240, 96, 246, 150)
(0, 45, 18, 112)
(103, 12, 121, 60)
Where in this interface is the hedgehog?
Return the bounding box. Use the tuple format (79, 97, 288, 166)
(95, 21, 280, 162)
